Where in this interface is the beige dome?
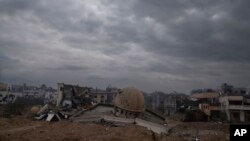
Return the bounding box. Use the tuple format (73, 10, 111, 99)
(114, 87, 145, 112)
(30, 106, 40, 114)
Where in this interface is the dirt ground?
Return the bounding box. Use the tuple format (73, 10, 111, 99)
(0, 116, 229, 141)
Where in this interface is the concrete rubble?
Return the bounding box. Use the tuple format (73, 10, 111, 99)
(30, 84, 170, 134)
(31, 103, 169, 134)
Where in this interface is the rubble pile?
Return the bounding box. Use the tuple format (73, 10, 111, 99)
(30, 85, 171, 135)
(30, 102, 99, 122)
(30, 84, 98, 122)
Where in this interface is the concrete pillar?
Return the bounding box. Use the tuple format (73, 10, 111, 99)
(56, 83, 64, 107)
(240, 111, 245, 122)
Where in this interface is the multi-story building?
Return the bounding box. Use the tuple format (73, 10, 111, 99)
(191, 91, 221, 120)
(57, 83, 91, 108)
(148, 91, 188, 116)
(89, 89, 108, 104)
(150, 92, 166, 112)
(163, 94, 177, 116)
(192, 84, 250, 122)
(106, 86, 121, 104)
(220, 96, 250, 122)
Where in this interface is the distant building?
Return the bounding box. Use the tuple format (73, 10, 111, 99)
(220, 96, 250, 122)
(192, 83, 250, 122)
(191, 92, 221, 120)
(8, 84, 24, 93)
(88, 89, 108, 104)
(0, 82, 7, 91)
(0, 82, 19, 104)
(1, 82, 56, 105)
(164, 94, 177, 116)
(147, 91, 188, 116)
(150, 91, 165, 112)
(106, 86, 121, 104)
(0, 91, 17, 104)
(219, 83, 249, 96)
(57, 83, 91, 108)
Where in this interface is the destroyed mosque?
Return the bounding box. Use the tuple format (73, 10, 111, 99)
(30, 83, 167, 134)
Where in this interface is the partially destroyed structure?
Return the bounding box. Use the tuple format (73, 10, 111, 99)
(56, 83, 120, 108)
(220, 95, 250, 122)
(69, 86, 167, 134)
(113, 87, 145, 118)
(192, 83, 250, 122)
(191, 92, 220, 120)
(56, 83, 91, 108)
(31, 84, 168, 134)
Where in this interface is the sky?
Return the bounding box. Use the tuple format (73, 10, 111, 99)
(0, 0, 250, 93)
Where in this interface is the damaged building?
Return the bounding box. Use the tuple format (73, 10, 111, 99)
(113, 87, 145, 118)
(56, 83, 120, 108)
(69, 86, 167, 134)
(87, 88, 108, 104)
(220, 95, 250, 122)
(192, 84, 250, 123)
(32, 85, 168, 134)
(191, 91, 221, 121)
(57, 83, 92, 108)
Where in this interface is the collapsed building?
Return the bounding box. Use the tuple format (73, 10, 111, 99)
(57, 83, 120, 108)
(56, 83, 92, 109)
(69, 86, 167, 134)
(31, 84, 168, 134)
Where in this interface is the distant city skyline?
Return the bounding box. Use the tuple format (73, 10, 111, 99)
(1, 0, 250, 93)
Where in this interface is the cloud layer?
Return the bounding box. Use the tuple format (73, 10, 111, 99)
(1, 0, 250, 93)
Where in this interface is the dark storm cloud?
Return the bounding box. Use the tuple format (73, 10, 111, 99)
(132, 0, 250, 62)
(1, 0, 250, 93)
(0, 53, 20, 69)
(0, 0, 37, 14)
(45, 65, 89, 71)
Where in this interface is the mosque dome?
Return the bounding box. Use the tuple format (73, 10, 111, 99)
(114, 87, 145, 112)
(30, 106, 40, 114)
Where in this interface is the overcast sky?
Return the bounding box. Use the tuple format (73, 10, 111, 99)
(1, 0, 250, 93)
